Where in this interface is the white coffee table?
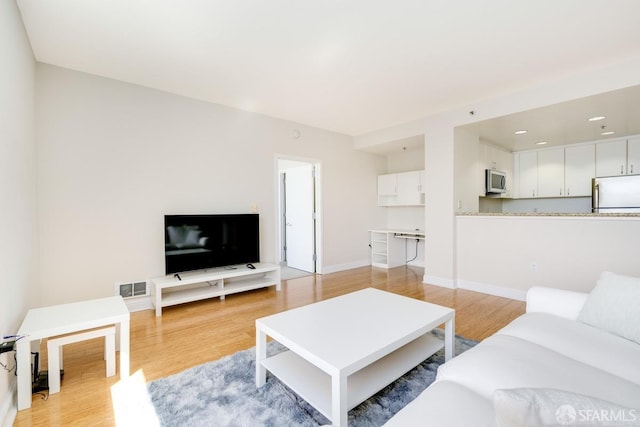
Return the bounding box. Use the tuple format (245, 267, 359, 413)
(255, 288, 455, 427)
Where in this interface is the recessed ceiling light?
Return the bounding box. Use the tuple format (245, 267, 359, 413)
(536, 141, 548, 145)
(514, 130, 528, 135)
(601, 131, 616, 136)
(588, 116, 606, 122)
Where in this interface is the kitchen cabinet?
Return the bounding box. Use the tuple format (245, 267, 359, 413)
(515, 146, 595, 199)
(565, 144, 595, 196)
(513, 135, 640, 200)
(628, 137, 640, 175)
(377, 170, 424, 206)
(517, 151, 538, 198)
(517, 149, 564, 198)
(377, 174, 397, 206)
(595, 138, 640, 177)
(397, 170, 424, 205)
(537, 148, 565, 197)
(378, 174, 397, 195)
(596, 139, 627, 177)
(481, 142, 512, 171)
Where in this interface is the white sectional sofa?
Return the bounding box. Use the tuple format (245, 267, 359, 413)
(384, 272, 640, 426)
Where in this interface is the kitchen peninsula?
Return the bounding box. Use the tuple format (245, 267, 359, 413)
(455, 212, 640, 301)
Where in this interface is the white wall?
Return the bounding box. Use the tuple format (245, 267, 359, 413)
(457, 216, 640, 299)
(424, 125, 457, 287)
(454, 128, 481, 214)
(36, 64, 386, 305)
(386, 146, 425, 173)
(0, 1, 37, 424)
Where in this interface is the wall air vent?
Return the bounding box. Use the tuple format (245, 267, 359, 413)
(116, 281, 149, 299)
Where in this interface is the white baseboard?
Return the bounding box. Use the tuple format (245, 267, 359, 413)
(422, 274, 455, 289)
(457, 279, 527, 301)
(422, 275, 527, 301)
(0, 381, 16, 427)
(124, 296, 154, 312)
(322, 259, 370, 275)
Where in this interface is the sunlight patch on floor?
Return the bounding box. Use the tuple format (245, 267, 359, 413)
(111, 369, 160, 427)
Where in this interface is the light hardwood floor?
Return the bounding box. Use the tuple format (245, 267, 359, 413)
(13, 266, 525, 426)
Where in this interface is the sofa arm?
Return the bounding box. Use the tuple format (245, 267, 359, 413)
(526, 287, 589, 320)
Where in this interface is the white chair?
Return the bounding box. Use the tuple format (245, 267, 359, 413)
(46, 326, 116, 394)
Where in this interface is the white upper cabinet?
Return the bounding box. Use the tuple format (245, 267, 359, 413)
(480, 141, 512, 172)
(565, 144, 595, 196)
(378, 174, 397, 195)
(377, 174, 397, 206)
(496, 149, 513, 174)
(595, 138, 640, 177)
(516, 149, 568, 199)
(537, 148, 565, 197)
(397, 170, 424, 205)
(596, 139, 627, 177)
(377, 170, 424, 206)
(628, 137, 640, 175)
(517, 151, 538, 198)
(513, 135, 640, 199)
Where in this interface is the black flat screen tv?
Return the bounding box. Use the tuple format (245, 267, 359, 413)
(164, 214, 260, 274)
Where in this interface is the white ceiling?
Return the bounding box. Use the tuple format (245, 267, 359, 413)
(461, 84, 640, 152)
(16, 0, 640, 138)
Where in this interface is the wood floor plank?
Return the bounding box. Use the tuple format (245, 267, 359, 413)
(13, 266, 525, 426)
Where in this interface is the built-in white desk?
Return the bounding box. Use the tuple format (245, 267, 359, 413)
(16, 296, 130, 410)
(369, 229, 425, 269)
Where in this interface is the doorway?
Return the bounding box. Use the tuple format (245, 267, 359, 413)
(276, 157, 321, 279)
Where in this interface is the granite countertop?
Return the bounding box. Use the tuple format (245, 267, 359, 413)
(458, 212, 640, 217)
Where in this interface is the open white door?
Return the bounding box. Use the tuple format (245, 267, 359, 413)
(284, 164, 316, 273)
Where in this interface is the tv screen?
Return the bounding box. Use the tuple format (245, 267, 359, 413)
(164, 214, 259, 274)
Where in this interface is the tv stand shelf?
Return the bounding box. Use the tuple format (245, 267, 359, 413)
(151, 263, 281, 317)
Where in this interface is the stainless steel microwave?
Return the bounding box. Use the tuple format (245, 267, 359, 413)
(485, 169, 507, 194)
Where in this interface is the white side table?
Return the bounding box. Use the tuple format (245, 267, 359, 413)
(16, 296, 130, 410)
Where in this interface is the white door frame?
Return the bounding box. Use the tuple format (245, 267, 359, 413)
(275, 154, 323, 274)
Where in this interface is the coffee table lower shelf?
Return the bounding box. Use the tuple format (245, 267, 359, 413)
(260, 333, 443, 420)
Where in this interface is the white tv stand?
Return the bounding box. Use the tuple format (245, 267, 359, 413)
(151, 263, 281, 317)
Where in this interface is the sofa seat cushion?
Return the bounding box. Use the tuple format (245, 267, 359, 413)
(496, 312, 640, 385)
(382, 380, 494, 427)
(435, 334, 640, 410)
(493, 388, 640, 427)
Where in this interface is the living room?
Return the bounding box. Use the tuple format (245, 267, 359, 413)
(3, 1, 640, 426)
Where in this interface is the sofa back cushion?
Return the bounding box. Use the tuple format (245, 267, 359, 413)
(577, 271, 640, 345)
(435, 334, 640, 409)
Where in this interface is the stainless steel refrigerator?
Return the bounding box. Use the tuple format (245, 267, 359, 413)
(592, 175, 640, 213)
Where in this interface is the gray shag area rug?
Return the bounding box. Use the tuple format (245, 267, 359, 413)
(147, 330, 477, 427)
